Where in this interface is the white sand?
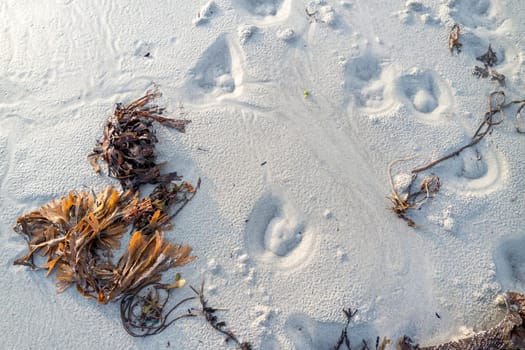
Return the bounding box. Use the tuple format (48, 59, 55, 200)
(1, 0, 525, 349)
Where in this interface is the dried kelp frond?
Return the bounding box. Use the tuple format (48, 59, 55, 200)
(13, 187, 127, 273)
(123, 180, 200, 235)
(398, 291, 525, 349)
(101, 231, 195, 303)
(120, 282, 196, 337)
(191, 282, 253, 350)
(448, 24, 461, 54)
(13, 186, 195, 304)
(88, 87, 191, 191)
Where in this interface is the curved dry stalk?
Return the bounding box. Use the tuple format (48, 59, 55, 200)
(388, 155, 418, 202)
(120, 282, 196, 337)
(387, 155, 418, 227)
(411, 91, 520, 174)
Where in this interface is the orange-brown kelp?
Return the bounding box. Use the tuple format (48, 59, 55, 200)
(13, 186, 195, 303)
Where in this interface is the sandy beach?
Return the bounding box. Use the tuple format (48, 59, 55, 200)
(1, 0, 525, 349)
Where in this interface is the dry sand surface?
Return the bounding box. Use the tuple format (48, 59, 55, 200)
(1, 0, 525, 349)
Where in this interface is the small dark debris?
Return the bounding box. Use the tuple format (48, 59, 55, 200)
(144, 52, 151, 58)
(477, 45, 497, 67)
(490, 69, 505, 85)
(260, 161, 267, 166)
(435, 312, 441, 319)
(473, 65, 489, 78)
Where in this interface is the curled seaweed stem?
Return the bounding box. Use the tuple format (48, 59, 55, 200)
(120, 282, 197, 337)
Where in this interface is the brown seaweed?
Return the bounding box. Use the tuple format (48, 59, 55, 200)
(88, 88, 191, 192)
(13, 187, 195, 303)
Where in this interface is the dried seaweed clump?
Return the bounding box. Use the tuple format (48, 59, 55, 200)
(123, 181, 199, 235)
(88, 88, 191, 192)
(473, 45, 505, 84)
(13, 186, 195, 303)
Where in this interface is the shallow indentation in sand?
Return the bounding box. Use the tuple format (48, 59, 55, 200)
(446, 145, 508, 196)
(343, 51, 396, 113)
(284, 312, 375, 350)
(345, 55, 381, 83)
(236, 0, 284, 17)
(284, 313, 342, 350)
(244, 191, 314, 270)
(394, 68, 453, 121)
(443, 0, 502, 29)
(234, 0, 291, 23)
(495, 237, 525, 291)
(185, 35, 243, 101)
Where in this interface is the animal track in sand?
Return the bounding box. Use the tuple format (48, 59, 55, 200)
(241, 0, 283, 16)
(244, 192, 314, 270)
(395, 68, 453, 122)
(185, 35, 243, 101)
(495, 237, 525, 291)
(284, 313, 342, 350)
(442, 0, 502, 29)
(445, 146, 508, 196)
(234, 0, 291, 23)
(394, 1, 440, 26)
(343, 51, 396, 114)
(284, 313, 374, 350)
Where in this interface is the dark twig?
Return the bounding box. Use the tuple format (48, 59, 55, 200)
(412, 91, 524, 174)
(334, 308, 358, 350)
(190, 282, 252, 350)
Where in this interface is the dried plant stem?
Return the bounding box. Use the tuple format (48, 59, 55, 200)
(449, 23, 461, 54)
(191, 282, 252, 350)
(388, 155, 418, 201)
(412, 91, 525, 174)
(334, 308, 358, 350)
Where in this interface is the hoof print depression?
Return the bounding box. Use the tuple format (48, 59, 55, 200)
(235, 0, 284, 17)
(186, 35, 240, 100)
(244, 192, 313, 270)
(495, 237, 525, 291)
(396, 68, 453, 120)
